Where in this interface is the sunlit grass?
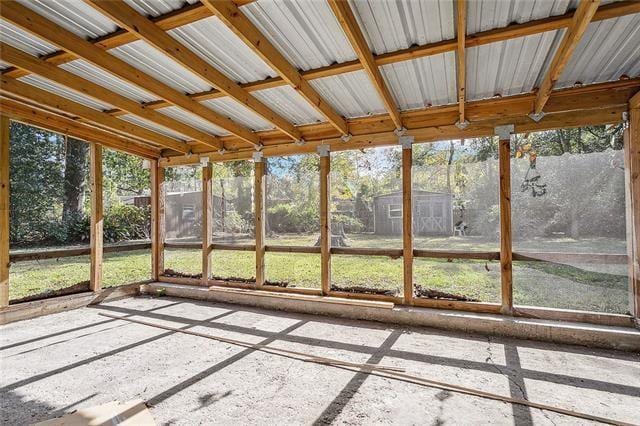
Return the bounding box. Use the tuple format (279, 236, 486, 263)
(8, 237, 631, 314)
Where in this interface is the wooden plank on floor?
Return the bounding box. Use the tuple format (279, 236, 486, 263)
(34, 399, 155, 426)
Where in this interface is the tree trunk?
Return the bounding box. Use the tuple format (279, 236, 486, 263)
(62, 138, 89, 224)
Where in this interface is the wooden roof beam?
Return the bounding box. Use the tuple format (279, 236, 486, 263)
(456, 0, 467, 128)
(201, 0, 350, 137)
(532, 0, 601, 119)
(0, 42, 221, 151)
(0, 98, 160, 158)
(328, 0, 402, 131)
(85, 0, 301, 142)
(0, 75, 191, 152)
(0, 1, 258, 148)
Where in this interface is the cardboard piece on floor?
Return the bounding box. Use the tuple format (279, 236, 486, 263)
(34, 399, 155, 426)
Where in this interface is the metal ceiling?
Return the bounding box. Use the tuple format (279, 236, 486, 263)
(1, 0, 639, 151)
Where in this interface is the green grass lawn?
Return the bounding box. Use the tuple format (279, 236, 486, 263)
(8, 235, 631, 315)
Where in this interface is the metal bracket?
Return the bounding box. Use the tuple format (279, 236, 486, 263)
(252, 151, 263, 162)
(455, 120, 469, 130)
(199, 156, 210, 166)
(394, 127, 407, 137)
(217, 148, 226, 156)
(494, 124, 515, 140)
(254, 143, 264, 152)
(622, 111, 629, 122)
(528, 112, 545, 122)
(340, 133, 353, 143)
(398, 135, 414, 149)
(317, 144, 330, 157)
(294, 138, 306, 146)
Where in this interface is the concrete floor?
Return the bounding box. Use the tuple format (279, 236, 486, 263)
(1, 296, 639, 426)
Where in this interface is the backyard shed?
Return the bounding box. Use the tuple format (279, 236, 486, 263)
(374, 190, 453, 236)
(1, 0, 640, 424)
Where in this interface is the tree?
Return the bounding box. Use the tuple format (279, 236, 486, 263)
(62, 138, 89, 224)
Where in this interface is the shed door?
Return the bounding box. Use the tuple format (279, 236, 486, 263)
(416, 199, 446, 234)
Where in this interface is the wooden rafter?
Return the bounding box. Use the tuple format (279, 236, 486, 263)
(200, 0, 350, 136)
(0, 1, 257, 148)
(85, 0, 301, 142)
(0, 75, 190, 153)
(456, 0, 467, 126)
(0, 42, 219, 151)
(0, 98, 160, 158)
(328, 0, 402, 130)
(533, 0, 601, 116)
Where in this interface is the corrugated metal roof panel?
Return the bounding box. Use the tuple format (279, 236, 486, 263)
(467, 0, 573, 34)
(110, 40, 213, 94)
(60, 59, 161, 104)
(15, 0, 118, 39)
(309, 70, 386, 118)
(0, 60, 9, 70)
(252, 85, 325, 126)
(157, 106, 230, 136)
(119, 113, 189, 140)
(201, 97, 274, 131)
(168, 16, 277, 84)
(381, 52, 457, 110)
(557, 14, 640, 88)
(122, 0, 198, 17)
(467, 31, 564, 101)
(242, 0, 357, 71)
(465, 0, 621, 35)
(349, 0, 455, 55)
(18, 74, 115, 111)
(0, 19, 58, 56)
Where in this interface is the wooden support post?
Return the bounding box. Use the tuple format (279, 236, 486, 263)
(0, 116, 9, 307)
(90, 143, 103, 292)
(151, 160, 164, 280)
(400, 136, 414, 305)
(202, 159, 212, 284)
(254, 152, 266, 288)
(318, 145, 331, 295)
(626, 108, 640, 324)
(496, 125, 514, 315)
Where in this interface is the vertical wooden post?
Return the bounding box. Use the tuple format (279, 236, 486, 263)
(254, 152, 266, 288)
(90, 143, 103, 292)
(400, 136, 414, 305)
(318, 145, 331, 295)
(626, 108, 640, 323)
(496, 125, 514, 315)
(151, 160, 164, 281)
(202, 160, 212, 285)
(0, 116, 10, 307)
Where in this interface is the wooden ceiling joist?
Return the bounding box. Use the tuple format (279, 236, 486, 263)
(455, 0, 467, 127)
(85, 0, 302, 142)
(0, 1, 257, 148)
(200, 0, 350, 137)
(328, 0, 402, 131)
(329, 0, 403, 129)
(0, 75, 189, 152)
(532, 0, 601, 118)
(0, 98, 160, 158)
(0, 42, 220, 151)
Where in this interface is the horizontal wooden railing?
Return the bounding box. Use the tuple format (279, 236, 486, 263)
(9, 241, 152, 262)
